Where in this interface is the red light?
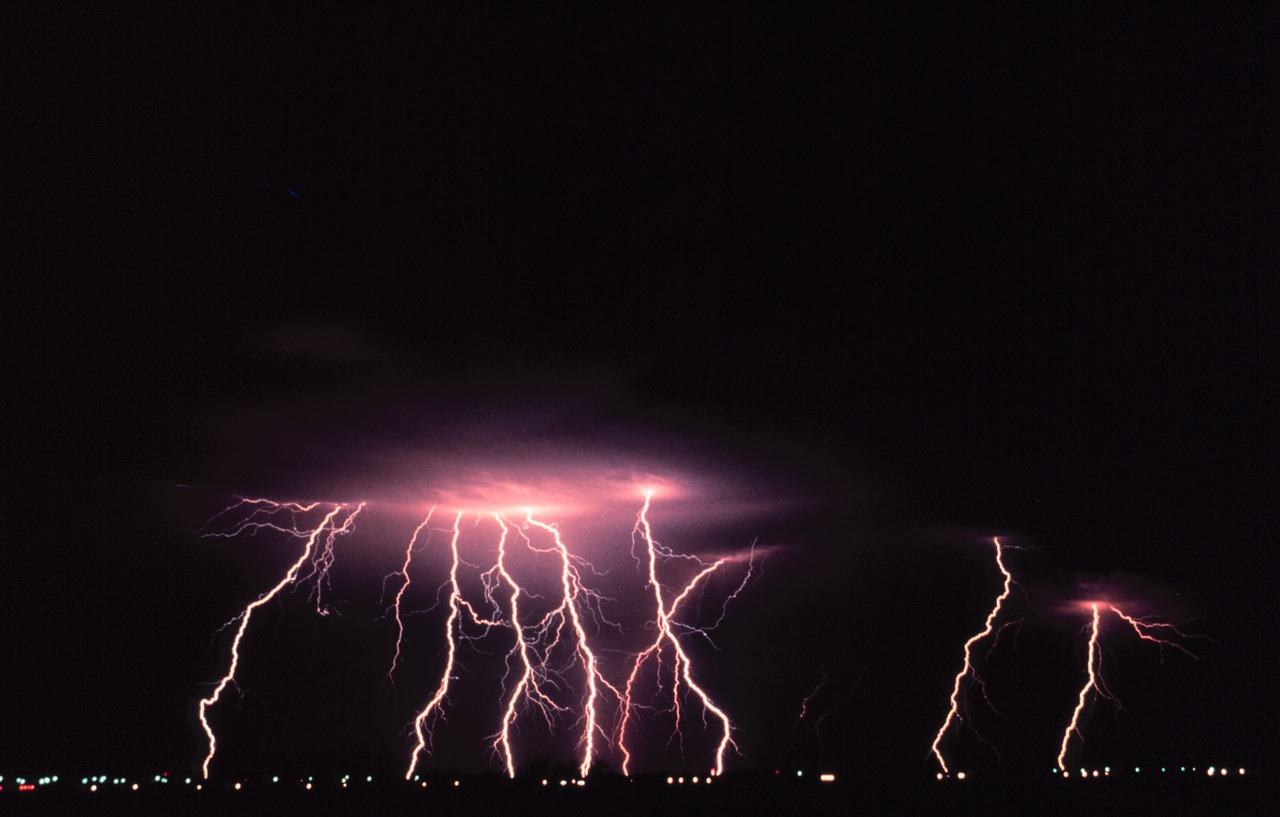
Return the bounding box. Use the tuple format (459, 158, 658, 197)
(18, 784, 36, 792)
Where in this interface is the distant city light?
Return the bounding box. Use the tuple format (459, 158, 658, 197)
(819, 773, 836, 783)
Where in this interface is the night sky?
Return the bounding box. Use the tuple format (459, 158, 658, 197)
(5, 4, 1276, 786)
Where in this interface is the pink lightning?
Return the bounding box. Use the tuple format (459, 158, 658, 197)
(405, 513, 469, 779)
(617, 490, 746, 777)
(488, 515, 569, 778)
(797, 672, 829, 725)
(1056, 600, 1199, 773)
(197, 500, 365, 779)
(198, 487, 758, 779)
(386, 510, 435, 681)
(930, 536, 1018, 776)
(524, 512, 624, 778)
(1057, 602, 1109, 773)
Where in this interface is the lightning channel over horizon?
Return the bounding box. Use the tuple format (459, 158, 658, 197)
(930, 537, 1019, 777)
(197, 499, 365, 779)
(1056, 601, 1199, 774)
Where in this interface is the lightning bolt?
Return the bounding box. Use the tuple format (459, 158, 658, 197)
(488, 514, 569, 778)
(796, 672, 829, 726)
(200, 492, 756, 779)
(523, 512, 624, 778)
(1057, 602, 1108, 774)
(197, 500, 365, 779)
(930, 536, 1018, 776)
(386, 510, 435, 681)
(1056, 601, 1199, 773)
(616, 491, 745, 777)
(406, 513, 470, 779)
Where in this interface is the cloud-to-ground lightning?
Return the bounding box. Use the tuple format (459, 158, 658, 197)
(930, 537, 1019, 776)
(523, 512, 624, 778)
(488, 515, 569, 778)
(1056, 601, 1199, 774)
(1057, 603, 1110, 774)
(616, 491, 751, 777)
(406, 512, 474, 779)
(198, 485, 760, 779)
(197, 500, 365, 779)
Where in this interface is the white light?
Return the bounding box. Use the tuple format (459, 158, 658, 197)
(819, 773, 836, 783)
(453, 780, 459, 787)
(131, 783, 139, 791)
(678, 777, 685, 784)
(796, 770, 804, 777)
(272, 776, 279, 783)
(90, 784, 98, 792)
(692, 776, 700, 784)
(234, 782, 242, 791)
(195, 784, 202, 791)
(577, 780, 586, 787)
(936, 772, 944, 780)
(1091, 770, 1099, 778)
(1239, 768, 1247, 776)
(306, 782, 313, 791)
(562, 779, 569, 787)
(541, 779, 548, 786)
(666, 777, 673, 785)
(366, 776, 373, 782)
(956, 772, 966, 780)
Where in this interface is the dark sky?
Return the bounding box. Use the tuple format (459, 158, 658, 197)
(5, 4, 1276, 784)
